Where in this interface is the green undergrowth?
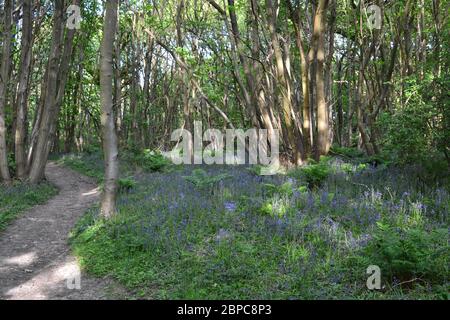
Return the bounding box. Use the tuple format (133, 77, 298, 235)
(68, 149, 449, 299)
(0, 182, 58, 232)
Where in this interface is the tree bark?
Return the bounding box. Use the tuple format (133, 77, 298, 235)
(175, 0, 193, 162)
(266, 0, 304, 165)
(28, 0, 79, 183)
(28, 0, 65, 183)
(14, 0, 33, 180)
(313, 0, 330, 160)
(0, 0, 13, 183)
(287, 1, 313, 157)
(100, 0, 120, 217)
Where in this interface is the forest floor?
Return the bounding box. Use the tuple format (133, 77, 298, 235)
(1, 152, 446, 299)
(60, 151, 449, 299)
(0, 162, 126, 300)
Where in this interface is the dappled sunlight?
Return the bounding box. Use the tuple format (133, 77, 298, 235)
(1, 252, 37, 267)
(3, 258, 81, 300)
(83, 187, 101, 197)
(0, 163, 108, 299)
(69, 157, 448, 299)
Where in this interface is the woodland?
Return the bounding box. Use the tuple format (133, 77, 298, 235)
(0, 0, 448, 300)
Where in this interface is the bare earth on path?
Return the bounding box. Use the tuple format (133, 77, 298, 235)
(0, 162, 126, 300)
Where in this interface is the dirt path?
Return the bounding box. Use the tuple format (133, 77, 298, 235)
(0, 162, 125, 300)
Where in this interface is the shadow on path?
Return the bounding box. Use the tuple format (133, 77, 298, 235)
(0, 162, 125, 300)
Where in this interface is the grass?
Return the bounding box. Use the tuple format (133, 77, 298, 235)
(66, 152, 449, 299)
(56, 153, 106, 183)
(56, 150, 173, 183)
(0, 182, 58, 232)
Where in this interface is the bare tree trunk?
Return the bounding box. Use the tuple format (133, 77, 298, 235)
(325, 0, 336, 149)
(65, 49, 84, 153)
(0, 0, 13, 183)
(249, 0, 276, 146)
(113, 32, 122, 137)
(28, 0, 64, 183)
(416, 0, 426, 79)
(128, 13, 140, 147)
(142, 35, 154, 146)
(28, 0, 79, 183)
(176, 0, 193, 162)
(14, 0, 33, 180)
(313, 0, 330, 160)
(356, 53, 375, 156)
(336, 58, 343, 146)
(287, 1, 312, 158)
(100, 0, 120, 217)
(226, 0, 260, 128)
(266, 0, 304, 165)
(346, 42, 354, 147)
(346, 80, 353, 147)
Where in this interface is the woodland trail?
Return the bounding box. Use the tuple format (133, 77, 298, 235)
(0, 162, 125, 300)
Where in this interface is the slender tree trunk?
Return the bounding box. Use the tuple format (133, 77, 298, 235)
(49, 0, 80, 144)
(175, 0, 193, 161)
(113, 33, 122, 137)
(325, 0, 336, 149)
(0, 0, 13, 183)
(287, 1, 312, 157)
(313, 0, 330, 160)
(250, 0, 276, 147)
(28, 0, 79, 183)
(128, 14, 140, 147)
(27, 67, 47, 170)
(100, 0, 120, 217)
(266, 0, 304, 165)
(346, 80, 353, 147)
(142, 36, 154, 146)
(14, 0, 33, 180)
(226, 0, 260, 128)
(417, 0, 426, 79)
(336, 58, 343, 146)
(356, 54, 375, 156)
(432, 0, 441, 77)
(65, 50, 83, 153)
(28, 0, 64, 183)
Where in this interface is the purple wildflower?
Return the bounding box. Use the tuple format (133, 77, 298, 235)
(224, 201, 237, 212)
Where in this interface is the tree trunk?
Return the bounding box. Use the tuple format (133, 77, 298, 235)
(266, 0, 304, 165)
(336, 58, 343, 146)
(176, 0, 193, 162)
(65, 49, 84, 153)
(14, 0, 33, 180)
(100, 0, 120, 217)
(28, 0, 79, 183)
(113, 32, 122, 137)
(287, 1, 312, 157)
(431, 0, 441, 77)
(28, 0, 64, 183)
(226, 0, 260, 128)
(313, 0, 330, 160)
(0, 0, 13, 183)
